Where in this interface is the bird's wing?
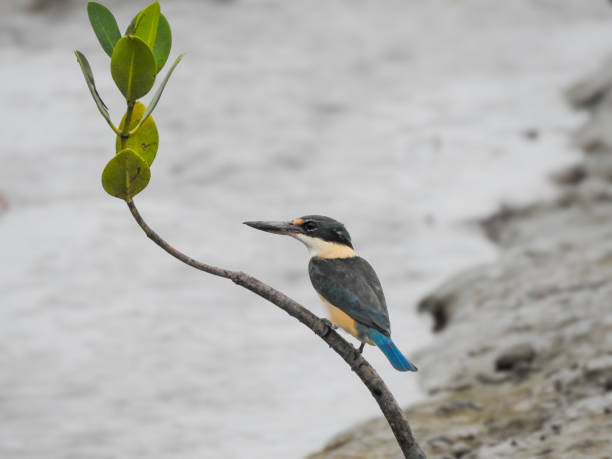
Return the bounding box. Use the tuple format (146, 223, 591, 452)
(308, 256, 390, 334)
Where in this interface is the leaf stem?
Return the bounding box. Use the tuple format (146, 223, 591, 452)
(106, 118, 121, 136)
(120, 100, 136, 149)
(128, 54, 184, 136)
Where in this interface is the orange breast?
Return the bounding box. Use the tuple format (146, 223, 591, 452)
(319, 295, 373, 344)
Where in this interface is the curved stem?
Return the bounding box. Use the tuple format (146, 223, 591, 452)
(125, 199, 426, 459)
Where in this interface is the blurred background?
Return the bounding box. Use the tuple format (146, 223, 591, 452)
(2, 0, 612, 458)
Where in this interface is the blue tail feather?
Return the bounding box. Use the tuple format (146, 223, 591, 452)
(370, 330, 418, 372)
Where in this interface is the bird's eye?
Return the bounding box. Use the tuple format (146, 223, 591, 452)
(303, 221, 317, 231)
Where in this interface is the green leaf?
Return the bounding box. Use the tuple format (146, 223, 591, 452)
(87, 2, 121, 57)
(126, 7, 171, 73)
(111, 36, 156, 101)
(74, 50, 118, 134)
(132, 2, 160, 51)
(116, 102, 159, 166)
(129, 54, 183, 135)
(153, 14, 171, 72)
(102, 148, 151, 200)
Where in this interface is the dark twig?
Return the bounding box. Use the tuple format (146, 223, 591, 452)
(126, 199, 426, 459)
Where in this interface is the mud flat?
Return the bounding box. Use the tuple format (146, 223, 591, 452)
(308, 59, 612, 459)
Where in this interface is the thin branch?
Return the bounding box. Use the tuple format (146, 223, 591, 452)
(126, 199, 426, 459)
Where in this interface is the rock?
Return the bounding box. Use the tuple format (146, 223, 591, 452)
(479, 204, 536, 246)
(566, 57, 612, 109)
(495, 343, 536, 372)
(416, 267, 487, 332)
(573, 93, 612, 153)
(435, 400, 482, 416)
(417, 292, 454, 332)
(451, 441, 471, 458)
(584, 355, 612, 390)
(551, 164, 586, 186)
(476, 372, 511, 385)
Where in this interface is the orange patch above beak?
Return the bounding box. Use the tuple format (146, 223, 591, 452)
(292, 218, 304, 226)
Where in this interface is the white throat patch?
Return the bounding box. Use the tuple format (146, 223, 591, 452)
(292, 233, 357, 258)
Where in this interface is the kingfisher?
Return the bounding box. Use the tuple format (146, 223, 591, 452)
(244, 215, 417, 372)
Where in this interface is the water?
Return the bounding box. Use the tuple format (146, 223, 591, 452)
(2, 0, 612, 457)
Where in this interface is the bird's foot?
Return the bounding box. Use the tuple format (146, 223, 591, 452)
(322, 318, 338, 330)
(321, 318, 338, 337)
(353, 342, 365, 361)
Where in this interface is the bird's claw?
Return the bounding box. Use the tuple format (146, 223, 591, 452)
(321, 318, 337, 337)
(322, 318, 338, 329)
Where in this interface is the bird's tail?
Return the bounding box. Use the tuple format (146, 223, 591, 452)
(370, 330, 418, 372)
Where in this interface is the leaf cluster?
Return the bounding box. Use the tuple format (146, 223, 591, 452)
(75, 1, 183, 200)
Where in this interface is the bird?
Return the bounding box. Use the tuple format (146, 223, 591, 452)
(244, 215, 417, 372)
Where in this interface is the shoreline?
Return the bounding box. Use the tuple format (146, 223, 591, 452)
(308, 54, 612, 459)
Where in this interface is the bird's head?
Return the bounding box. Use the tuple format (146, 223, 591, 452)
(244, 215, 356, 258)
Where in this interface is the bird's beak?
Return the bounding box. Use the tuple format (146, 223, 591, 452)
(243, 220, 301, 235)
